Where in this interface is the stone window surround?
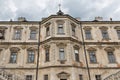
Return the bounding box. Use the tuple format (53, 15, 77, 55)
(56, 42, 67, 64)
(43, 44, 50, 62)
(71, 22, 76, 36)
(29, 26, 38, 40)
(56, 20, 65, 35)
(0, 26, 8, 39)
(73, 45, 80, 62)
(45, 22, 51, 37)
(9, 47, 20, 64)
(114, 26, 120, 39)
(87, 47, 97, 63)
(26, 47, 36, 64)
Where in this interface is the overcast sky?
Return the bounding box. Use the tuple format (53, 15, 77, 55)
(0, 0, 120, 21)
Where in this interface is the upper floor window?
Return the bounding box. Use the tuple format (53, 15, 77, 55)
(14, 29, 21, 40)
(74, 49, 79, 62)
(95, 75, 101, 80)
(30, 30, 37, 40)
(26, 75, 33, 80)
(117, 30, 120, 39)
(79, 74, 83, 80)
(27, 50, 35, 63)
(107, 52, 116, 63)
(46, 27, 50, 37)
(58, 24, 64, 34)
(9, 52, 17, 63)
(44, 75, 48, 80)
(59, 48, 65, 60)
(45, 49, 50, 62)
(0, 29, 5, 39)
(9, 47, 20, 63)
(101, 30, 109, 39)
(89, 51, 97, 63)
(85, 30, 92, 40)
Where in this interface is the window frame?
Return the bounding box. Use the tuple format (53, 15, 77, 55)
(27, 50, 35, 63)
(44, 74, 48, 80)
(25, 75, 33, 80)
(74, 49, 80, 62)
(95, 75, 101, 80)
(59, 48, 65, 60)
(46, 26, 50, 37)
(45, 48, 50, 62)
(14, 29, 22, 40)
(116, 30, 120, 39)
(79, 74, 83, 80)
(57, 24, 64, 34)
(85, 30, 92, 40)
(30, 30, 37, 40)
(88, 51, 97, 63)
(9, 52, 17, 63)
(107, 52, 116, 63)
(101, 30, 109, 39)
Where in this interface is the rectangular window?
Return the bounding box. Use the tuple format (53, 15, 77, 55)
(107, 52, 116, 63)
(14, 29, 21, 40)
(58, 24, 64, 34)
(44, 75, 48, 80)
(27, 51, 35, 63)
(30, 30, 36, 40)
(59, 48, 65, 60)
(74, 49, 79, 62)
(89, 51, 97, 63)
(95, 75, 101, 80)
(79, 75, 83, 80)
(26, 75, 33, 80)
(72, 26, 75, 36)
(0, 30, 5, 39)
(101, 30, 109, 39)
(117, 30, 120, 39)
(7, 74, 12, 80)
(46, 27, 50, 36)
(85, 30, 92, 40)
(9, 52, 17, 63)
(45, 49, 50, 62)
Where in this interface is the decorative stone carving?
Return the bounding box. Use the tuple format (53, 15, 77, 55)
(56, 20, 65, 24)
(27, 47, 37, 50)
(104, 47, 115, 52)
(43, 44, 50, 49)
(73, 45, 80, 49)
(10, 47, 20, 52)
(56, 42, 67, 47)
(0, 26, 8, 29)
(83, 26, 92, 30)
(114, 26, 120, 30)
(45, 22, 51, 27)
(57, 72, 70, 79)
(87, 47, 97, 51)
(29, 26, 38, 30)
(71, 22, 76, 27)
(99, 26, 108, 30)
(13, 26, 23, 29)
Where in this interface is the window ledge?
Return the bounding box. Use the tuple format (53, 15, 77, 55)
(57, 33, 65, 35)
(85, 38, 93, 40)
(58, 59, 66, 64)
(29, 38, 37, 40)
(89, 62, 98, 64)
(102, 38, 110, 40)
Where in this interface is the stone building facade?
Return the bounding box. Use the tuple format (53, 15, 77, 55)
(0, 11, 120, 80)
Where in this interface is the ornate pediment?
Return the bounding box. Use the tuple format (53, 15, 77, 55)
(14, 26, 23, 29)
(104, 47, 115, 52)
(56, 20, 65, 24)
(57, 72, 70, 79)
(10, 47, 20, 52)
(56, 42, 67, 47)
(87, 47, 96, 51)
(29, 26, 38, 30)
(114, 26, 120, 30)
(83, 26, 92, 30)
(99, 26, 108, 30)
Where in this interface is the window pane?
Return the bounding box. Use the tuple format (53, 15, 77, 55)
(58, 24, 64, 34)
(74, 49, 79, 61)
(117, 30, 120, 39)
(102, 30, 109, 39)
(0, 30, 4, 39)
(14, 30, 21, 39)
(59, 48, 65, 60)
(44, 75, 48, 80)
(72, 26, 75, 36)
(89, 51, 97, 63)
(85, 30, 92, 39)
(45, 49, 49, 61)
(108, 52, 116, 63)
(30, 30, 36, 39)
(95, 75, 101, 80)
(79, 75, 83, 80)
(26, 75, 33, 80)
(10, 52, 17, 63)
(46, 27, 50, 36)
(27, 51, 35, 63)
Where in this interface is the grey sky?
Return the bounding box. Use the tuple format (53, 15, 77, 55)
(0, 0, 120, 21)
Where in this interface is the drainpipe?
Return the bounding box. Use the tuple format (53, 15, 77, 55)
(79, 22, 91, 80)
(36, 22, 41, 80)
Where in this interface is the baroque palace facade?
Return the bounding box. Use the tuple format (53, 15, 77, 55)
(0, 10, 120, 80)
